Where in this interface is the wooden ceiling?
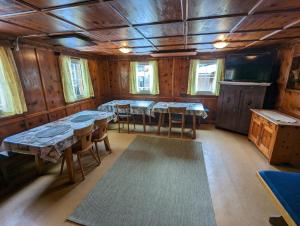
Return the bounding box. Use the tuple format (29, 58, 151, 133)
(1, 0, 300, 55)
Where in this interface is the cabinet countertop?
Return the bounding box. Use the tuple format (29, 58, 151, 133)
(251, 109, 300, 127)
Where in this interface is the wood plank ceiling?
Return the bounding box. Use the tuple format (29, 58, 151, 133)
(0, 0, 300, 55)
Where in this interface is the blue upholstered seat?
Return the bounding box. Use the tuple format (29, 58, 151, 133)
(259, 170, 300, 225)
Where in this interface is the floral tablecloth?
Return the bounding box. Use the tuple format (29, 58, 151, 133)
(98, 100, 155, 116)
(2, 111, 115, 163)
(152, 102, 208, 118)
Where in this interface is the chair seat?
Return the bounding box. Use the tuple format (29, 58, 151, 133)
(259, 170, 300, 225)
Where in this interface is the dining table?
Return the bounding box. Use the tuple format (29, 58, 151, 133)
(152, 102, 207, 139)
(98, 100, 155, 132)
(1, 110, 115, 183)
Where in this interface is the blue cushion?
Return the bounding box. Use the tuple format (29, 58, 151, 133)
(259, 170, 300, 225)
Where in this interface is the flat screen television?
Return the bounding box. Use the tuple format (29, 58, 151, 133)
(225, 53, 274, 83)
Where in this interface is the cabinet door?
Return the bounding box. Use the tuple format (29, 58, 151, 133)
(248, 114, 262, 145)
(237, 86, 266, 134)
(216, 85, 240, 130)
(258, 122, 276, 158)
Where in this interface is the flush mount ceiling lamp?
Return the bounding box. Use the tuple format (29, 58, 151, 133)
(246, 55, 258, 60)
(119, 47, 132, 53)
(213, 41, 229, 49)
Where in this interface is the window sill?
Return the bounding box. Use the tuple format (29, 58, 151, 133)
(192, 92, 218, 96)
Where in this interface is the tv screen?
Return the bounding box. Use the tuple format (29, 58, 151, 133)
(225, 53, 274, 83)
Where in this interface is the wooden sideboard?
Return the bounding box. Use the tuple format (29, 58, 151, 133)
(248, 109, 300, 166)
(216, 82, 270, 134)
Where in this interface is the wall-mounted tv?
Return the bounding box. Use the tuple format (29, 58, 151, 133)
(225, 53, 274, 83)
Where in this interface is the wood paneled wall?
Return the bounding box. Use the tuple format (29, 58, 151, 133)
(276, 44, 300, 118)
(107, 57, 218, 122)
(0, 46, 110, 142)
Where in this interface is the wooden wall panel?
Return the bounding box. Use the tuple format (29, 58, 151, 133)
(158, 58, 173, 97)
(276, 45, 300, 118)
(98, 60, 111, 98)
(48, 109, 67, 122)
(0, 119, 26, 143)
(108, 61, 121, 97)
(36, 49, 65, 110)
(25, 114, 49, 129)
(13, 47, 47, 114)
(173, 58, 190, 97)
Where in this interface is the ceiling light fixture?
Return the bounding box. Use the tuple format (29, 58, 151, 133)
(213, 41, 229, 49)
(119, 47, 132, 53)
(246, 55, 257, 60)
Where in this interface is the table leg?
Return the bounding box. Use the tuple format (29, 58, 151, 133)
(142, 113, 146, 133)
(65, 147, 75, 183)
(192, 113, 196, 139)
(35, 154, 43, 175)
(157, 113, 162, 135)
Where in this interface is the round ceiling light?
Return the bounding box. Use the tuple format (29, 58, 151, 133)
(213, 41, 229, 49)
(119, 47, 132, 53)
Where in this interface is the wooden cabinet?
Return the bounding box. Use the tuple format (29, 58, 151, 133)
(216, 82, 269, 134)
(249, 110, 300, 166)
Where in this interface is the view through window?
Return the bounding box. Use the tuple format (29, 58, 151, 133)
(70, 58, 85, 98)
(136, 63, 152, 92)
(196, 60, 217, 94)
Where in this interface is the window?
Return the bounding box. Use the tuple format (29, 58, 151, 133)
(70, 58, 85, 98)
(59, 55, 94, 103)
(136, 63, 151, 92)
(196, 60, 217, 94)
(187, 59, 224, 96)
(129, 61, 159, 95)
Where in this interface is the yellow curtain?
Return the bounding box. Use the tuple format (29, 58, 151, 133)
(149, 60, 159, 95)
(0, 46, 27, 116)
(59, 55, 77, 103)
(187, 59, 199, 95)
(80, 58, 94, 99)
(59, 55, 94, 103)
(129, 61, 138, 94)
(214, 58, 225, 95)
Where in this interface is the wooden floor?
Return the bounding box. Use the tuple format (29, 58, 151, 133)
(0, 124, 289, 226)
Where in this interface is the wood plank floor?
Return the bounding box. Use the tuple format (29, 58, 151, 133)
(0, 124, 289, 226)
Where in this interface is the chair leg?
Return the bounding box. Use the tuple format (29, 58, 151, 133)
(90, 147, 100, 165)
(94, 142, 101, 162)
(77, 153, 85, 180)
(127, 117, 130, 133)
(181, 116, 185, 139)
(118, 119, 120, 133)
(104, 137, 112, 153)
(168, 116, 171, 138)
(60, 156, 65, 175)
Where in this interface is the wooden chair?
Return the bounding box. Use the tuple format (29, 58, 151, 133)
(168, 107, 186, 138)
(92, 118, 111, 162)
(60, 124, 100, 180)
(116, 104, 135, 133)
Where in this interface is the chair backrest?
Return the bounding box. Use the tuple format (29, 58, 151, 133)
(94, 118, 108, 139)
(74, 124, 94, 151)
(168, 107, 187, 114)
(116, 104, 131, 115)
